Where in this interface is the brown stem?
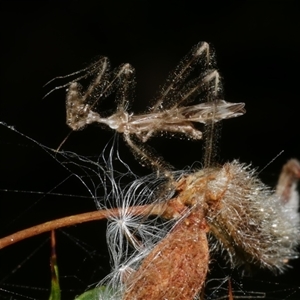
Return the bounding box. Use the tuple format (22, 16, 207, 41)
(0, 204, 167, 249)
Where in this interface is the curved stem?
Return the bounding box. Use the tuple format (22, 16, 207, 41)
(0, 204, 166, 249)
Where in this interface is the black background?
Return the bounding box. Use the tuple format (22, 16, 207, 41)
(1, 1, 300, 299)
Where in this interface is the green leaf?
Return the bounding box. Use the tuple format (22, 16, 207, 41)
(48, 230, 61, 300)
(74, 286, 114, 300)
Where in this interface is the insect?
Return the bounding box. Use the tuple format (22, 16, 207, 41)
(1, 42, 298, 299)
(48, 42, 245, 172)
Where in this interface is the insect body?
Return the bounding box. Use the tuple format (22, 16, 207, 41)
(63, 42, 245, 171)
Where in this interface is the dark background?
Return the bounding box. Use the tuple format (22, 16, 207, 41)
(1, 1, 300, 299)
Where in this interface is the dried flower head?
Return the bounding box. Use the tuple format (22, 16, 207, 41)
(100, 159, 299, 300)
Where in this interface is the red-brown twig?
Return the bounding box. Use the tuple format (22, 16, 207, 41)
(0, 204, 169, 249)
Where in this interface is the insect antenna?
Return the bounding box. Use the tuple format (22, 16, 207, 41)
(43, 57, 109, 99)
